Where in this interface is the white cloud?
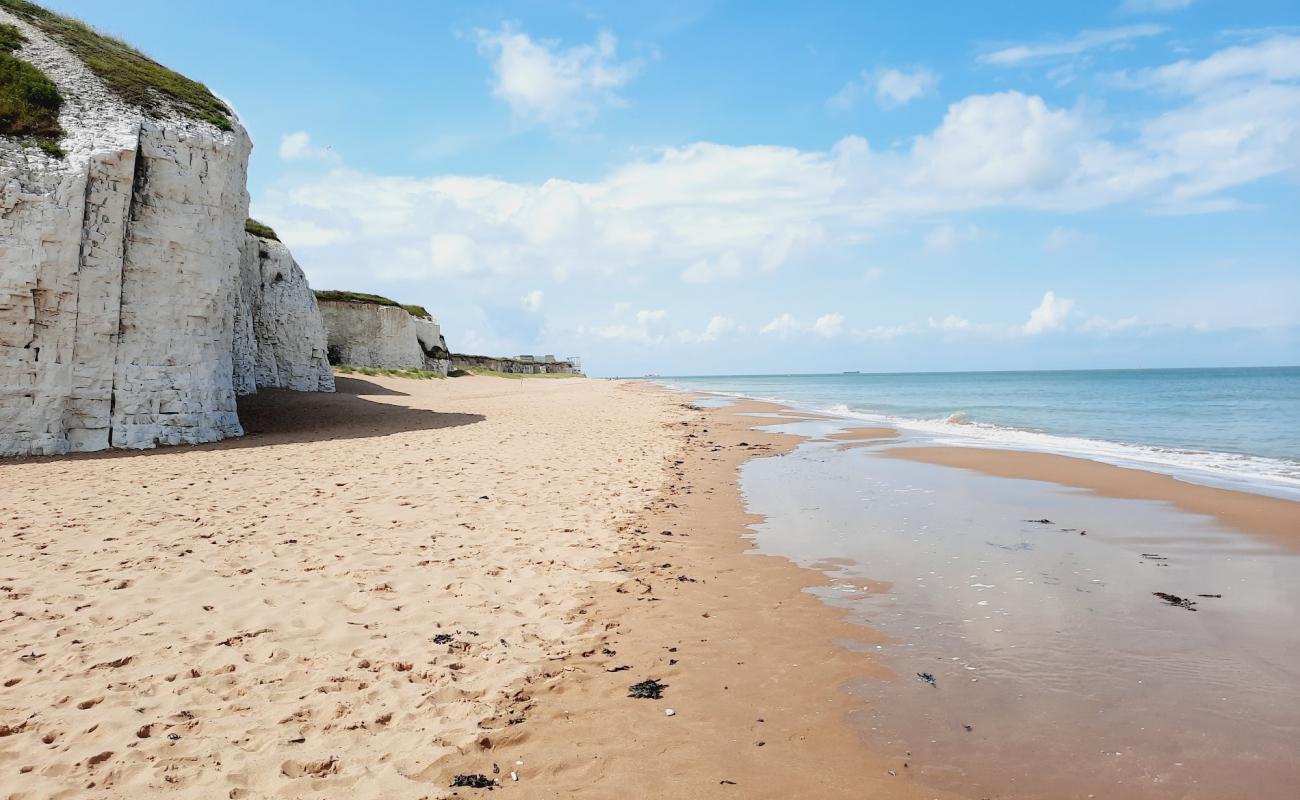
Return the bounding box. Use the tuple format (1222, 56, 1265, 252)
(521, 289, 544, 312)
(1023, 291, 1075, 334)
(269, 220, 348, 248)
(760, 312, 843, 338)
(829, 67, 937, 110)
(278, 131, 338, 163)
(262, 40, 1300, 287)
(679, 315, 739, 343)
(760, 313, 801, 338)
(981, 25, 1166, 66)
(1120, 0, 1193, 13)
(928, 314, 972, 331)
(586, 308, 668, 343)
(812, 313, 845, 337)
(876, 68, 939, 107)
(1136, 35, 1300, 93)
(474, 24, 640, 127)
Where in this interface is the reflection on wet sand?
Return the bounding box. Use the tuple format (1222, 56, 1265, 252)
(743, 419, 1300, 800)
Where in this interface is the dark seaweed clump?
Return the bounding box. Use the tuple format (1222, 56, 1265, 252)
(450, 773, 497, 789)
(628, 678, 668, 699)
(1153, 592, 1197, 611)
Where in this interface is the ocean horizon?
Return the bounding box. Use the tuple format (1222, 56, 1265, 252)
(660, 365, 1300, 500)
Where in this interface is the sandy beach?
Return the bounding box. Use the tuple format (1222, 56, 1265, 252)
(1, 376, 684, 798)
(3, 376, 1298, 798)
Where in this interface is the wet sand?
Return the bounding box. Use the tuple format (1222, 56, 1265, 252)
(887, 446, 1300, 548)
(473, 396, 958, 798)
(742, 418, 1300, 799)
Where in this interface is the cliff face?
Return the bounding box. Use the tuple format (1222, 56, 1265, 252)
(233, 234, 334, 395)
(318, 300, 427, 370)
(0, 6, 329, 457)
(317, 299, 451, 376)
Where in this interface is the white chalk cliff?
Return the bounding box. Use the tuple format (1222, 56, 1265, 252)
(233, 234, 335, 396)
(319, 300, 447, 373)
(0, 6, 332, 457)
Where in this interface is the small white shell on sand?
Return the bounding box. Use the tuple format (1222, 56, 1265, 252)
(665, 708, 675, 716)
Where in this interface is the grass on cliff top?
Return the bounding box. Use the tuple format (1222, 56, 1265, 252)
(449, 367, 582, 380)
(0, 0, 232, 130)
(244, 218, 279, 241)
(0, 21, 64, 155)
(334, 365, 444, 380)
(313, 289, 431, 319)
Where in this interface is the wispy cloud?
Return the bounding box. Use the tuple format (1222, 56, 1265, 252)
(981, 25, 1165, 66)
(678, 315, 739, 343)
(278, 131, 339, 163)
(473, 23, 642, 127)
(829, 66, 938, 110)
(584, 308, 668, 343)
(760, 312, 844, 338)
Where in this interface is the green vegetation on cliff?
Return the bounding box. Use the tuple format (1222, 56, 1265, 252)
(334, 365, 444, 380)
(0, 0, 232, 130)
(313, 290, 431, 319)
(0, 20, 64, 155)
(244, 218, 279, 241)
(450, 367, 581, 380)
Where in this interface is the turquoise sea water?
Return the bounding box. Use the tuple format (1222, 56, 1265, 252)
(660, 366, 1300, 498)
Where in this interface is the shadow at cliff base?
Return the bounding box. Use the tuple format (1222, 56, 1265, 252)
(6, 377, 482, 462)
(331, 376, 411, 397)
(234, 384, 483, 445)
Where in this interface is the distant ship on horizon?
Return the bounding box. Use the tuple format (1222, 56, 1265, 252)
(843, 370, 861, 374)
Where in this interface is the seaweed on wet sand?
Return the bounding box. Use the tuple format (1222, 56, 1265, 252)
(1153, 592, 1197, 610)
(917, 672, 937, 686)
(628, 678, 668, 699)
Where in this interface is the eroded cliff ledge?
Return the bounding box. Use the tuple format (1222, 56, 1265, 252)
(0, 2, 331, 456)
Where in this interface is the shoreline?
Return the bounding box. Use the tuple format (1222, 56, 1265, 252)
(471, 391, 955, 798)
(885, 446, 1300, 549)
(660, 384, 1300, 504)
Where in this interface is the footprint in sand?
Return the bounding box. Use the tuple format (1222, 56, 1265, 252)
(281, 757, 340, 778)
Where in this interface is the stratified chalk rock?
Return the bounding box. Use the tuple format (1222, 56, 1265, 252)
(1, 6, 328, 457)
(234, 234, 334, 395)
(318, 300, 427, 370)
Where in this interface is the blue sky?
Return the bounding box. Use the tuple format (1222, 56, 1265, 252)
(50, 0, 1300, 375)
